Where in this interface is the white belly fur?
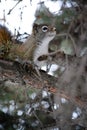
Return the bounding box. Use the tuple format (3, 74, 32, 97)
(33, 38, 50, 68)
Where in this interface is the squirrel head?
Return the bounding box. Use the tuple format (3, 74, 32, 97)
(32, 23, 56, 42)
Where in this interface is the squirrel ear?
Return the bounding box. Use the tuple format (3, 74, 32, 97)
(33, 23, 39, 35)
(33, 23, 38, 29)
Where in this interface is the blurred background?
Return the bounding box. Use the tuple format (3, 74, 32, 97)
(0, 0, 87, 130)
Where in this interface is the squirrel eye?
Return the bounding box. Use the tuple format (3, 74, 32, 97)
(42, 26, 48, 32)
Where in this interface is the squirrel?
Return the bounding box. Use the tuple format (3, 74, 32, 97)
(0, 23, 56, 69)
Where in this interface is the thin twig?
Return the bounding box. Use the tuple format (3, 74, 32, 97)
(8, 0, 22, 15)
